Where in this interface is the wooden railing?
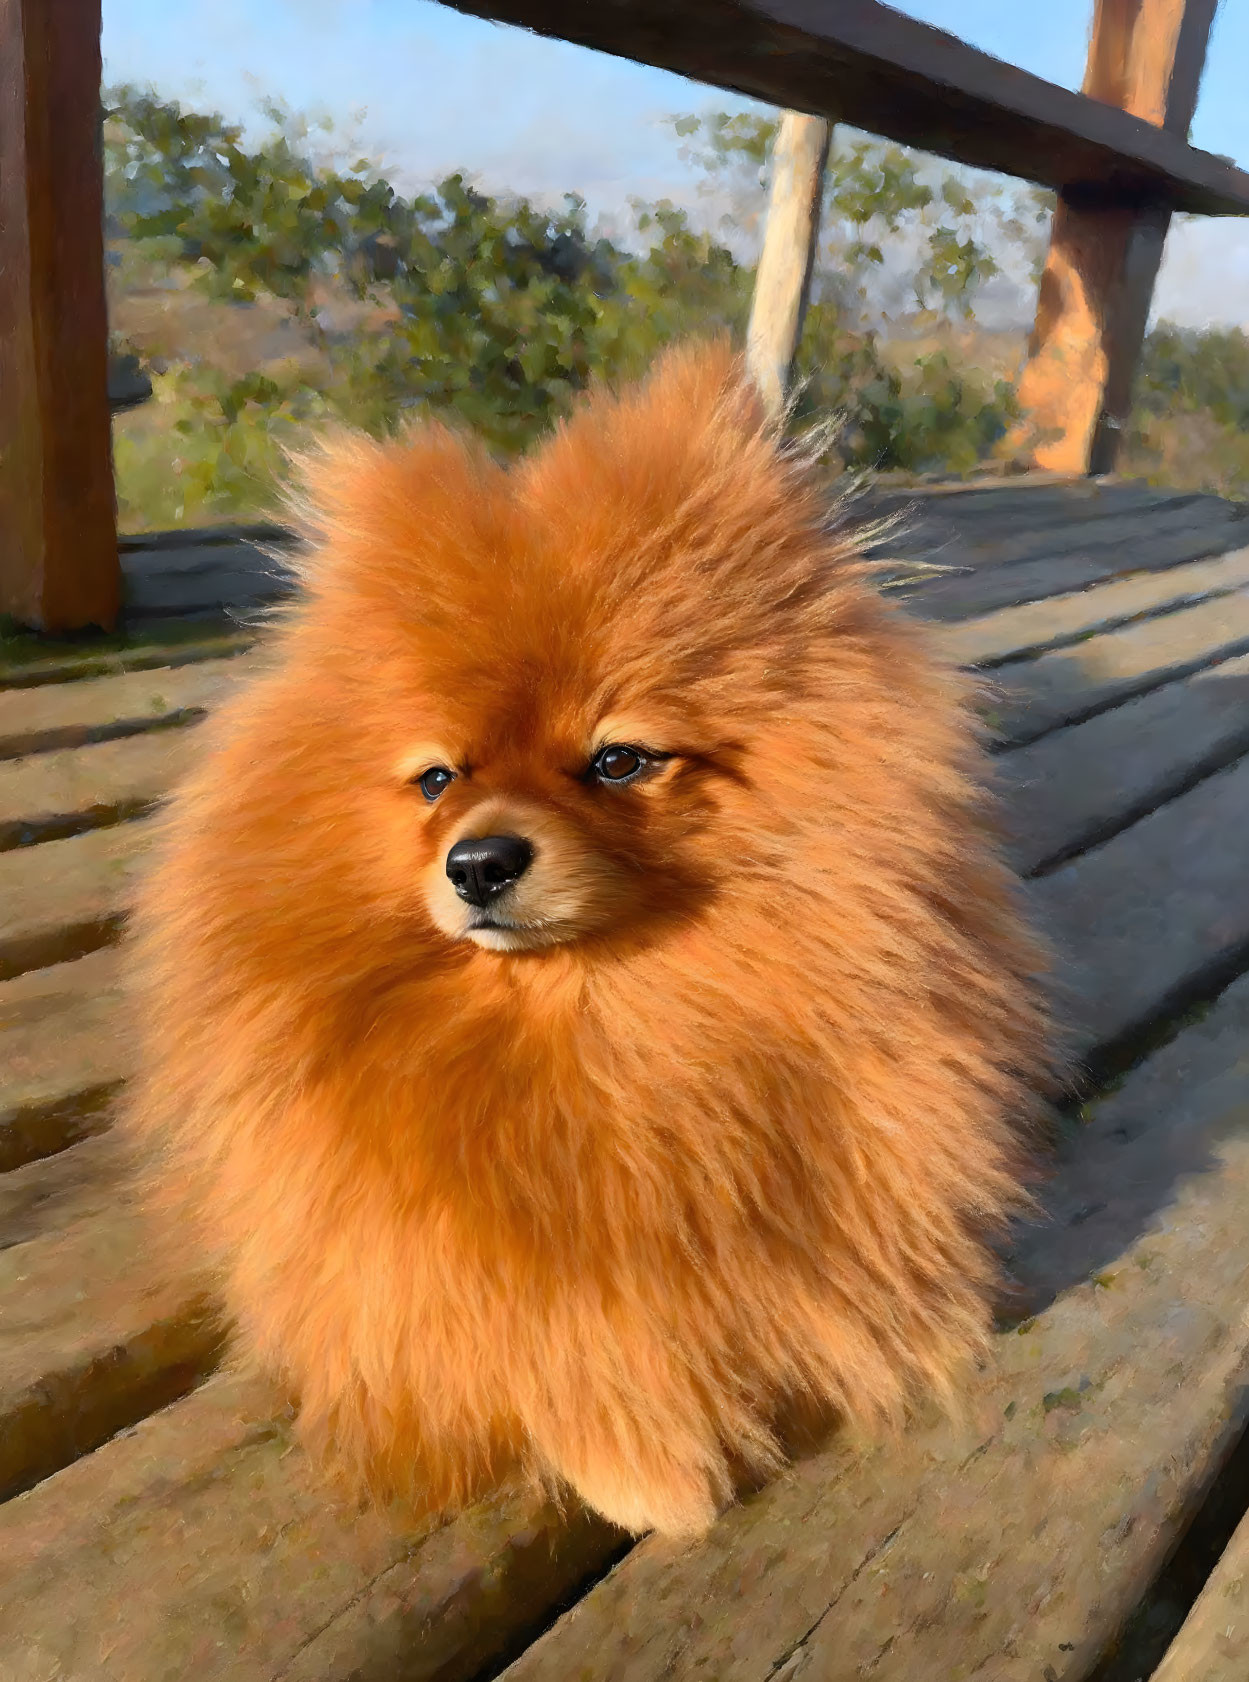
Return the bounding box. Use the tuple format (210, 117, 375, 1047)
(445, 0, 1234, 470)
(0, 0, 1238, 632)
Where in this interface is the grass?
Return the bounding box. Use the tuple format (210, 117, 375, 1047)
(1122, 407, 1249, 502)
(111, 365, 317, 533)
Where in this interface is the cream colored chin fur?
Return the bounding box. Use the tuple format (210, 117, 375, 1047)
(119, 337, 1058, 1540)
(463, 919, 575, 953)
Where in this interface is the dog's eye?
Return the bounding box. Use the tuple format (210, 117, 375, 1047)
(416, 766, 456, 802)
(592, 745, 645, 784)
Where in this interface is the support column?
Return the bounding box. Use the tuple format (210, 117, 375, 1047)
(0, 0, 119, 632)
(746, 111, 833, 424)
(1012, 0, 1218, 474)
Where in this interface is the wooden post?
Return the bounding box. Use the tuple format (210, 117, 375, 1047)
(746, 112, 833, 423)
(1012, 0, 1217, 475)
(0, 0, 119, 632)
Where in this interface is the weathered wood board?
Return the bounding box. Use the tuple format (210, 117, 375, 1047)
(1153, 1502, 1249, 1680)
(435, 0, 1249, 214)
(3, 481, 1249, 1681)
(497, 974, 1249, 1682)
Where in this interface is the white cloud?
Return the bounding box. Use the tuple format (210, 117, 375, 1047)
(1154, 217, 1249, 331)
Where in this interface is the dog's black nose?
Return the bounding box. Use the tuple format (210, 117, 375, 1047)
(445, 835, 533, 908)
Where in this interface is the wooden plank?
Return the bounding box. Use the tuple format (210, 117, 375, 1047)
(0, 520, 1241, 770)
(1, 1078, 121, 1181)
(0, 726, 201, 850)
(866, 478, 1200, 531)
(873, 471, 1106, 499)
(914, 516, 1249, 620)
(1013, 0, 1217, 474)
(870, 470, 1088, 499)
(0, 821, 150, 980)
(908, 493, 1244, 575)
(0, 623, 255, 690)
(118, 522, 300, 553)
(1152, 1508, 1249, 1680)
(0, 0, 119, 633)
(0, 948, 129, 1171)
(1032, 753, 1249, 1061)
(0, 1367, 623, 1682)
(988, 586, 1249, 744)
(1001, 650, 1249, 875)
(867, 476, 1127, 512)
(939, 544, 1249, 666)
(1003, 973, 1249, 1322)
(437, 0, 1249, 214)
(462, 975, 1249, 1682)
(0, 1199, 220, 1499)
(745, 110, 831, 419)
(0, 654, 251, 759)
(0, 952, 311, 1521)
(865, 474, 1162, 512)
(123, 545, 295, 618)
(0, 1130, 130, 1249)
(869, 485, 1204, 562)
(2, 484, 1222, 638)
(120, 538, 294, 579)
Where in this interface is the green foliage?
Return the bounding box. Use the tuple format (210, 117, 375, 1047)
(105, 85, 1037, 527)
(668, 112, 1053, 320)
(106, 85, 761, 465)
(1117, 321, 1249, 500)
(1136, 323, 1249, 429)
(113, 364, 330, 528)
(105, 89, 378, 306)
(324, 178, 620, 451)
(794, 328, 1018, 475)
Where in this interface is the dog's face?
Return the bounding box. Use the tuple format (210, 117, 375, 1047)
(360, 620, 740, 958)
(290, 638, 744, 964)
(404, 718, 697, 953)
(243, 342, 862, 970)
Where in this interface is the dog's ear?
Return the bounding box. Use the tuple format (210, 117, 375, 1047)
(517, 335, 782, 524)
(280, 420, 505, 596)
(607, 335, 785, 473)
(631, 334, 770, 444)
(281, 424, 386, 554)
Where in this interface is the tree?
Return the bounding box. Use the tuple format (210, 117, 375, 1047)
(671, 110, 1052, 323)
(104, 83, 1032, 528)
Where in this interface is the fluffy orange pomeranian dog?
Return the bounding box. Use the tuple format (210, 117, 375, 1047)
(121, 340, 1055, 1538)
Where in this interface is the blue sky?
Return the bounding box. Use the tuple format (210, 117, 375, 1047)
(102, 0, 1249, 327)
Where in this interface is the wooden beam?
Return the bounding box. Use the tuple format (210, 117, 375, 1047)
(745, 112, 832, 422)
(1013, 0, 1218, 475)
(1150, 1497, 1249, 1680)
(435, 0, 1249, 216)
(0, 0, 119, 633)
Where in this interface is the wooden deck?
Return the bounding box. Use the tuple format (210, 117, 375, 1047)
(2, 475, 1249, 1679)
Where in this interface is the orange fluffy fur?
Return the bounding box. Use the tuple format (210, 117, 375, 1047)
(121, 341, 1056, 1538)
